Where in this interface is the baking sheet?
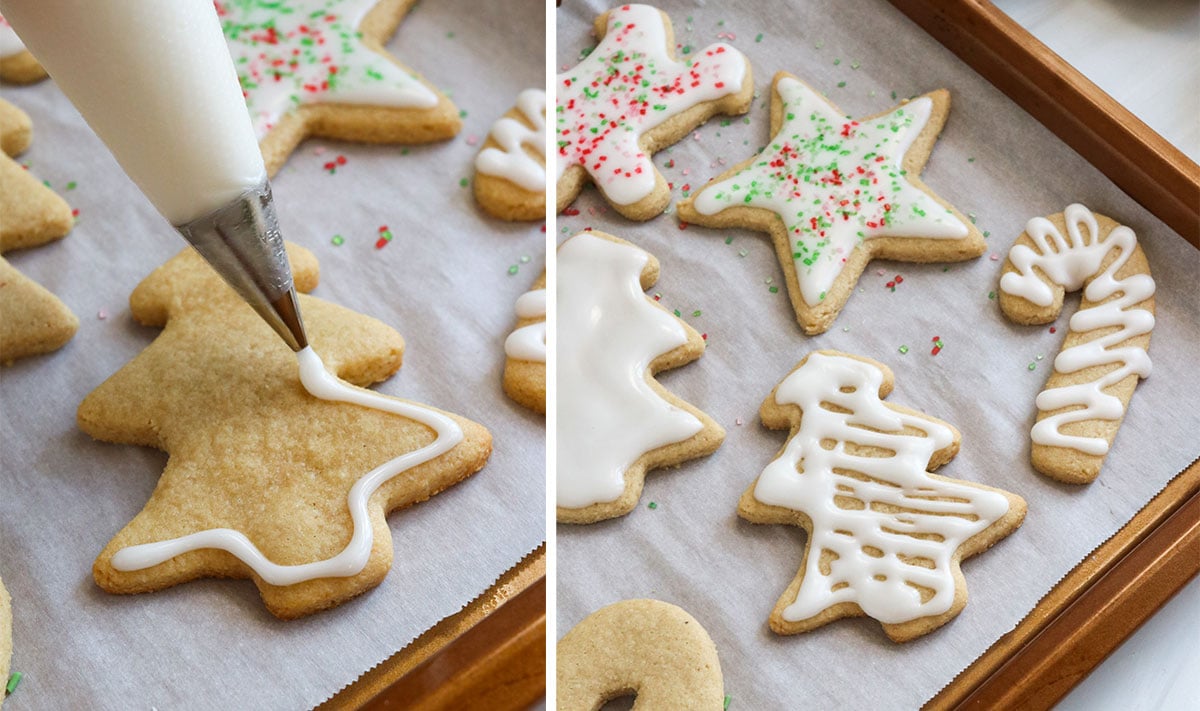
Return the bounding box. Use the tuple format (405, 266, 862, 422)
(0, 1, 545, 708)
(555, 1, 1200, 708)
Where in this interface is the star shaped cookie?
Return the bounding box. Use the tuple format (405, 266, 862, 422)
(0, 99, 77, 364)
(556, 4, 753, 219)
(79, 243, 492, 618)
(678, 73, 985, 334)
(215, 0, 461, 174)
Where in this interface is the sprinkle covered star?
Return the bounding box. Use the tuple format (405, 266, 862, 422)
(556, 4, 753, 219)
(678, 72, 984, 334)
(216, 0, 460, 174)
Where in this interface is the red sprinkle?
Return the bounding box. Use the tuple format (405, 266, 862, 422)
(1049, 327, 1057, 334)
(678, 221, 689, 230)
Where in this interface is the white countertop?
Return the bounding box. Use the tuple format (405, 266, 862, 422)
(992, 1, 1199, 709)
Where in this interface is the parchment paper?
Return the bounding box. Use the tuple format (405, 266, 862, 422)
(556, 1, 1200, 708)
(0, 1, 545, 708)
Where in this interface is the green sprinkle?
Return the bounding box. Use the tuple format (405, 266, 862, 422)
(507, 265, 519, 275)
(815, 41, 824, 49)
(850, 60, 861, 70)
(724, 694, 732, 709)
(648, 501, 658, 510)
(988, 291, 997, 300)
(42, 179, 50, 188)
(984, 231, 991, 238)
(6, 672, 21, 694)
(66, 181, 77, 190)
(458, 109, 468, 119)
(520, 255, 531, 264)
(842, 326, 850, 332)
(674, 309, 682, 317)
(968, 157, 976, 163)
(837, 81, 846, 88)
(681, 45, 693, 55)
(330, 234, 344, 246)
(891, 90, 898, 100)
(833, 58, 841, 66)
(1028, 362, 1037, 371)
(459, 177, 469, 188)
(738, 249, 748, 257)
(768, 285, 779, 293)
(446, 31, 455, 39)
(692, 310, 702, 317)
(755, 33, 764, 43)
(899, 345, 909, 354)
(725, 236, 734, 245)
(968, 212, 977, 224)
(1036, 354, 1044, 361)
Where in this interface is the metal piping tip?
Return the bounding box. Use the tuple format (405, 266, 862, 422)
(176, 179, 309, 352)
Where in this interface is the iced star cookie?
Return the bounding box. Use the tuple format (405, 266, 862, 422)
(78, 243, 492, 619)
(556, 4, 753, 220)
(0, 14, 46, 84)
(474, 88, 546, 221)
(677, 73, 985, 334)
(558, 600, 724, 711)
(503, 272, 546, 413)
(216, 0, 461, 175)
(999, 204, 1155, 484)
(0, 99, 78, 364)
(557, 231, 724, 523)
(740, 351, 1026, 642)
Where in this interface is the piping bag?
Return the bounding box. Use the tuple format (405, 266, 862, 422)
(1, 0, 308, 351)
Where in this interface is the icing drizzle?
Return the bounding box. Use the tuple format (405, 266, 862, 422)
(557, 233, 702, 508)
(476, 89, 546, 191)
(110, 346, 464, 586)
(753, 352, 1010, 625)
(215, 0, 438, 140)
(504, 288, 546, 362)
(1000, 203, 1155, 455)
(693, 77, 967, 306)
(556, 4, 747, 205)
(0, 14, 26, 58)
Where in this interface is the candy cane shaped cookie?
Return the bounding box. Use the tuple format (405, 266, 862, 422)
(999, 204, 1155, 483)
(557, 599, 724, 711)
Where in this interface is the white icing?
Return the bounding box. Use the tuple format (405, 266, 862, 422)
(753, 352, 1010, 625)
(476, 88, 546, 191)
(0, 15, 26, 58)
(693, 77, 968, 306)
(1000, 203, 1155, 455)
(557, 233, 703, 508)
(110, 346, 464, 586)
(504, 288, 546, 362)
(555, 3, 747, 205)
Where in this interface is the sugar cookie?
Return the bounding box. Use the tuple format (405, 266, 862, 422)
(557, 231, 724, 523)
(739, 350, 1026, 642)
(79, 243, 492, 618)
(503, 272, 546, 413)
(999, 204, 1154, 484)
(0, 15, 46, 84)
(556, 4, 753, 219)
(474, 88, 546, 221)
(557, 599, 724, 711)
(677, 72, 985, 334)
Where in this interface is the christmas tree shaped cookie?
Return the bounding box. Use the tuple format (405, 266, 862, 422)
(557, 231, 724, 523)
(217, 0, 461, 174)
(556, 4, 753, 219)
(0, 98, 77, 364)
(740, 351, 1025, 642)
(78, 243, 491, 618)
(678, 73, 985, 334)
(474, 88, 546, 222)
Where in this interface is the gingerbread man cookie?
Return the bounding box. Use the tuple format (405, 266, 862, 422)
(677, 72, 985, 334)
(78, 243, 492, 618)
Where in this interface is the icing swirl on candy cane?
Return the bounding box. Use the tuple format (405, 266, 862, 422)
(216, 0, 438, 140)
(752, 352, 1011, 626)
(504, 288, 546, 362)
(476, 89, 546, 192)
(111, 347, 463, 586)
(555, 4, 747, 206)
(1000, 204, 1155, 457)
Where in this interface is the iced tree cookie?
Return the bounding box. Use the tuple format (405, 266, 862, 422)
(503, 272, 546, 413)
(558, 599, 724, 711)
(556, 4, 753, 219)
(0, 99, 77, 364)
(0, 14, 46, 84)
(557, 231, 724, 523)
(999, 204, 1155, 484)
(677, 72, 985, 334)
(78, 243, 492, 619)
(216, 0, 461, 175)
(474, 88, 546, 221)
(740, 351, 1026, 642)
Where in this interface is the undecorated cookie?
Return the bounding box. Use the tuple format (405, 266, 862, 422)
(503, 272, 546, 413)
(739, 350, 1026, 642)
(677, 72, 985, 334)
(218, 0, 462, 175)
(0, 15, 47, 84)
(556, 4, 753, 219)
(78, 243, 492, 619)
(557, 599, 724, 711)
(557, 231, 724, 523)
(0, 98, 77, 364)
(999, 204, 1155, 484)
(474, 88, 546, 221)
